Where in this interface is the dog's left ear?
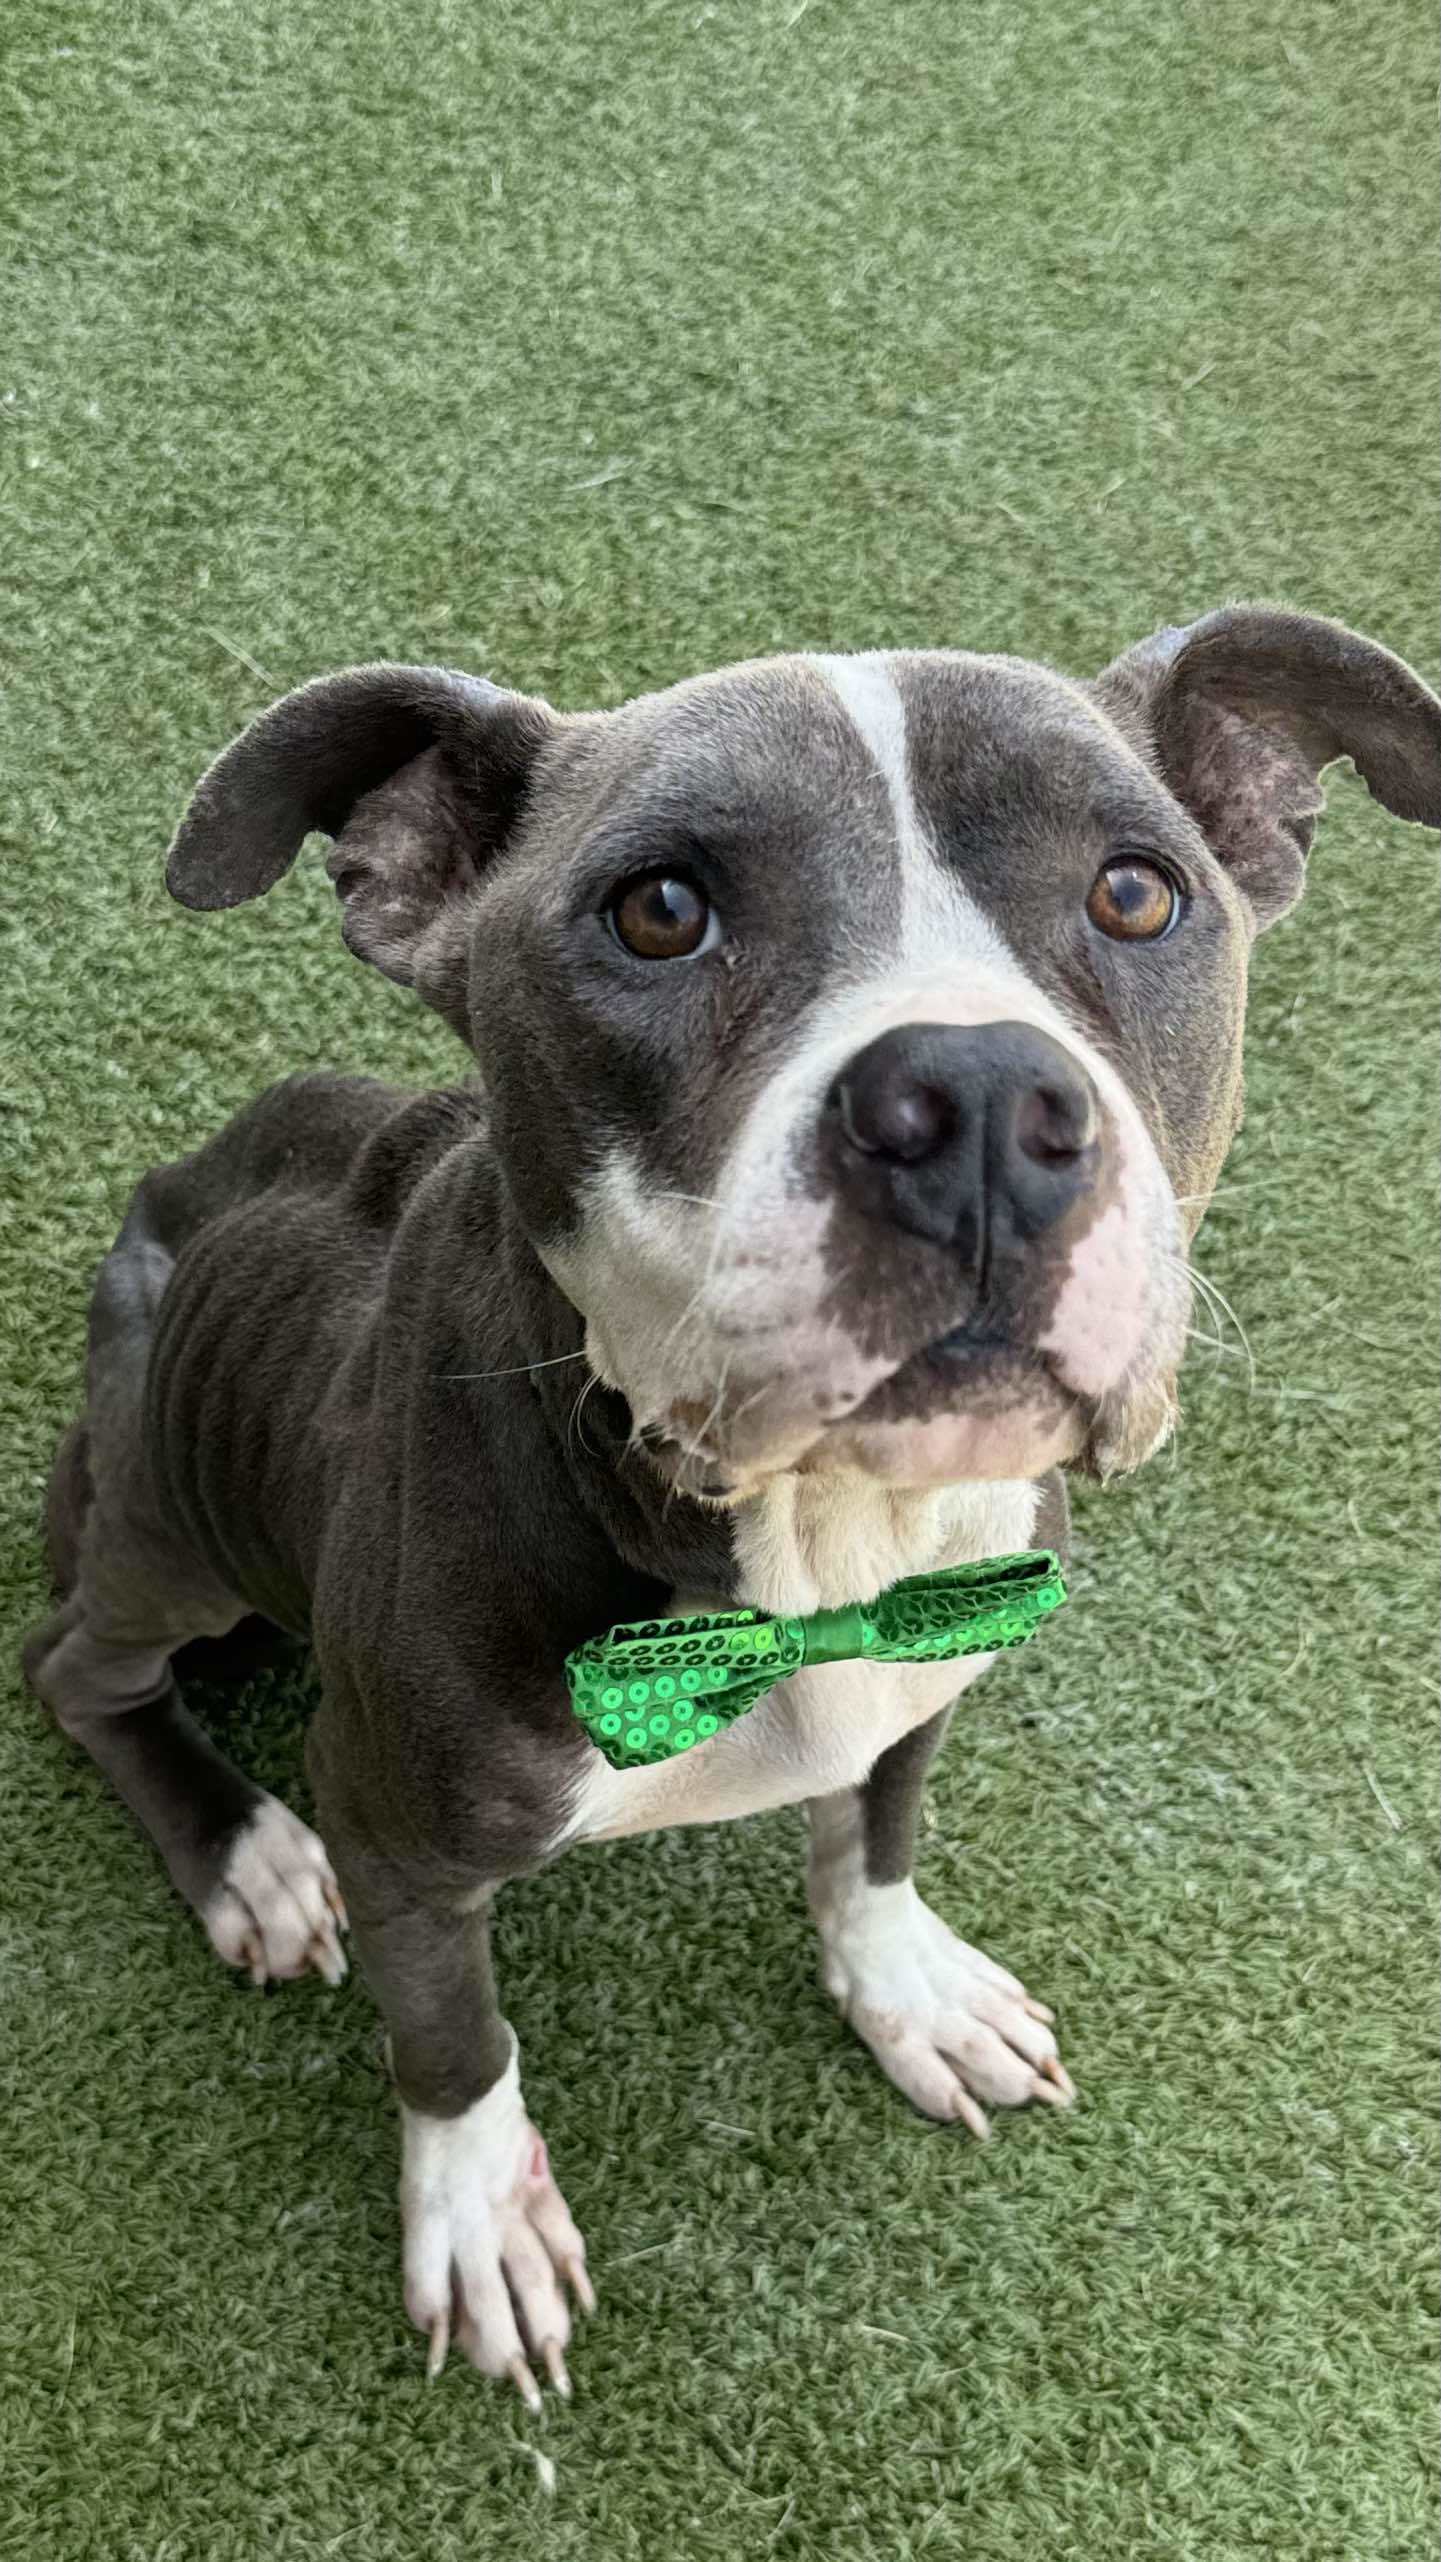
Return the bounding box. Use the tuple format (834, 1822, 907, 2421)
(1093, 606, 1441, 928)
(166, 664, 560, 1035)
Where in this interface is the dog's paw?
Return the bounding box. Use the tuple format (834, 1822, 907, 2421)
(817, 1881, 1073, 2137)
(401, 2032, 594, 2405)
(203, 1794, 348, 1987)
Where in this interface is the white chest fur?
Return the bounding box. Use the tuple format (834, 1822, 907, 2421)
(565, 1474, 1038, 1844)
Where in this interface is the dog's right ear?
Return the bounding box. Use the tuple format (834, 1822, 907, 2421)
(166, 664, 559, 1036)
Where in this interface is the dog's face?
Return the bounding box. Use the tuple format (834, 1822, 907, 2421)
(169, 608, 1441, 1496)
(477, 651, 1244, 1494)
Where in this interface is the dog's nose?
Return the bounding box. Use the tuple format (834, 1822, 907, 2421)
(828, 1021, 1099, 1258)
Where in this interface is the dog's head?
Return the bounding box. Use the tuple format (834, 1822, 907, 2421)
(168, 608, 1441, 1497)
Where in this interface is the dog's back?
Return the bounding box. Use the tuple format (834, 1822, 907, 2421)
(119, 1070, 433, 1260)
(44, 1072, 484, 1620)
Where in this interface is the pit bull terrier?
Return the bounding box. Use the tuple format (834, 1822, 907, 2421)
(25, 605, 1441, 2406)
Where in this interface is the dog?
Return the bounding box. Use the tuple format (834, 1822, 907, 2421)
(25, 604, 1441, 2406)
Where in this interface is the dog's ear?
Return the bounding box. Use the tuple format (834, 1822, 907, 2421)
(1092, 606, 1441, 928)
(166, 664, 559, 1034)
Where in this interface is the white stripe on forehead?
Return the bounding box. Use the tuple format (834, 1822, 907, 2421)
(810, 653, 922, 847)
(808, 652, 1017, 975)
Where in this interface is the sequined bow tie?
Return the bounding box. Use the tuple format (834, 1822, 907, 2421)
(565, 1549, 1067, 1770)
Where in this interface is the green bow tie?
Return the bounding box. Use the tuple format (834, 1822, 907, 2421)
(566, 1548, 1067, 1770)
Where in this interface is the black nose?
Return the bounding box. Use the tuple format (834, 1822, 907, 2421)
(828, 1021, 1099, 1258)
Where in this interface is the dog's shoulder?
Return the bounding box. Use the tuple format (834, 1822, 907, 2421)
(136, 1073, 488, 1244)
(337, 1082, 489, 1232)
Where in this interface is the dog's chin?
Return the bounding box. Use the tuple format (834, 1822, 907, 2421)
(812, 1399, 1084, 1488)
(647, 1329, 1091, 1499)
(812, 1332, 1086, 1487)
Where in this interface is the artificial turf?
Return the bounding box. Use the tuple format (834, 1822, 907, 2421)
(2, 2, 1437, 2554)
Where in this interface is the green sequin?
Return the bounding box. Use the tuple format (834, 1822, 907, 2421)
(565, 1551, 1067, 1770)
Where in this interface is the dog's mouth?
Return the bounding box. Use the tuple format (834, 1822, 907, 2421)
(814, 1319, 1085, 1476)
(645, 1314, 1088, 1500)
(851, 1315, 1065, 1409)
(930, 1319, 1020, 1362)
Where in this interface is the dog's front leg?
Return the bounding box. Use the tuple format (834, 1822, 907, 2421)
(808, 1705, 1074, 2136)
(340, 1878, 593, 2403)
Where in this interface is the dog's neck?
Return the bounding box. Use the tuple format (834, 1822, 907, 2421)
(729, 1471, 1041, 1615)
(503, 1213, 1039, 1617)
(504, 1222, 738, 1601)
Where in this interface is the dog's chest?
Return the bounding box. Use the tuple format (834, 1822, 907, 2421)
(565, 1475, 1037, 1844)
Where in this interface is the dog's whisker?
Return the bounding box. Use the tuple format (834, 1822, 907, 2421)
(1176, 1177, 1301, 1207)
(655, 1272, 719, 1373)
(567, 1371, 603, 1461)
(655, 1206, 736, 1374)
(689, 1353, 734, 1465)
(726, 1376, 775, 1431)
(1185, 1323, 1233, 1361)
(441, 1352, 591, 1383)
(1183, 1263, 1258, 1391)
(1163, 1248, 1258, 1393)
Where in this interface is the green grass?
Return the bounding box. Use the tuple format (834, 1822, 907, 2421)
(2, 2, 1437, 2554)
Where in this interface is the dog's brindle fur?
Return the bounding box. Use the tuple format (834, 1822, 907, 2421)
(25, 607, 1441, 2400)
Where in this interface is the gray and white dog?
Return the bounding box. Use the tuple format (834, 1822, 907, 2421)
(25, 606, 1441, 2405)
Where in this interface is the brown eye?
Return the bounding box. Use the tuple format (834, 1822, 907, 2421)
(609, 874, 715, 960)
(1087, 858, 1179, 942)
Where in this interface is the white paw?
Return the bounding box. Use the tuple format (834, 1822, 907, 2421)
(817, 1880, 1074, 2137)
(204, 1795, 348, 1987)
(401, 2029, 594, 2404)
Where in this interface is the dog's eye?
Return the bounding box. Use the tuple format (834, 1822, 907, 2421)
(1086, 858, 1179, 942)
(608, 874, 715, 960)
